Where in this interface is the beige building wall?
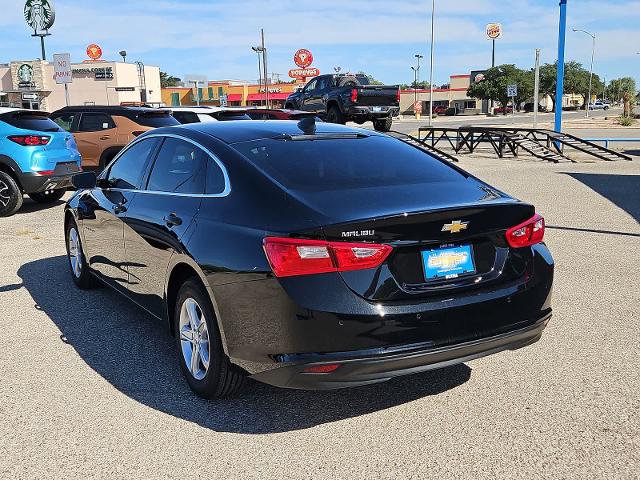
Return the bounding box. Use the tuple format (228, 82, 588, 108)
(0, 60, 161, 112)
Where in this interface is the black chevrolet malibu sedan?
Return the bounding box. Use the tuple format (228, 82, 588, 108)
(65, 119, 554, 398)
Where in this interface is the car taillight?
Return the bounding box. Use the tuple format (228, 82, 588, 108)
(506, 214, 545, 248)
(396, 88, 400, 102)
(8, 135, 51, 146)
(263, 237, 393, 278)
(351, 88, 358, 102)
(132, 130, 146, 137)
(34, 170, 55, 176)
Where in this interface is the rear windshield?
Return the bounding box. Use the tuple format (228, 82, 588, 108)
(0, 112, 62, 132)
(135, 113, 180, 128)
(232, 135, 466, 191)
(212, 112, 251, 121)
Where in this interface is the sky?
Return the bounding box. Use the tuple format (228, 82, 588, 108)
(1, 0, 639, 87)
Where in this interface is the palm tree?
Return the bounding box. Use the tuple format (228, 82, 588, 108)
(617, 77, 637, 117)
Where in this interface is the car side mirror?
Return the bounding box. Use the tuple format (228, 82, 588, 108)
(72, 171, 97, 190)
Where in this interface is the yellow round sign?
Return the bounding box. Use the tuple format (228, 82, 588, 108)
(486, 23, 503, 40)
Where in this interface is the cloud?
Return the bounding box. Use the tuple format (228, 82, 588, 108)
(1, 0, 638, 86)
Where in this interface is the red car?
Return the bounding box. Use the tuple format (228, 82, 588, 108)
(494, 106, 514, 114)
(246, 108, 316, 120)
(433, 105, 448, 115)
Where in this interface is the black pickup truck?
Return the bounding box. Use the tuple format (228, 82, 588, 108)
(285, 74, 400, 131)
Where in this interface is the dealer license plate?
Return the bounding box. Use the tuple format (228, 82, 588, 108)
(422, 245, 476, 280)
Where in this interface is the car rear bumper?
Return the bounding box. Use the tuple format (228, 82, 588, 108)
(349, 106, 400, 118)
(250, 313, 551, 390)
(19, 162, 81, 193)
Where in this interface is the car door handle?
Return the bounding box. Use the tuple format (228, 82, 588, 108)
(113, 203, 127, 214)
(100, 135, 111, 140)
(164, 213, 183, 227)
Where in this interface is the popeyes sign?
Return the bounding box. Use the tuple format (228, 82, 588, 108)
(289, 48, 319, 79)
(86, 44, 103, 60)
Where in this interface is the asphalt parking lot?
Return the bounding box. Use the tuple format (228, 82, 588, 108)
(1, 156, 639, 479)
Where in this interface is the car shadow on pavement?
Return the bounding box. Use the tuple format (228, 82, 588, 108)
(562, 172, 640, 223)
(16, 256, 471, 434)
(16, 198, 66, 215)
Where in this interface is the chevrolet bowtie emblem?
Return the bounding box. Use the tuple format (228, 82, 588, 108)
(442, 220, 469, 234)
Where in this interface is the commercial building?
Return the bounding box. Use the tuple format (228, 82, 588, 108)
(0, 59, 161, 112)
(162, 81, 298, 108)
(400, 74, 484, 115)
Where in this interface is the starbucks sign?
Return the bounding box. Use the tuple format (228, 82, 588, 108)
(17, 64, 36, 88)
(24, 0, 55, 32)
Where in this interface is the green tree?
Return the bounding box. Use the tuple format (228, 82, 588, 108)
(466, 64, 532, 114)
(539, 61, 599, 111)
(160, 71, 181, 88)
(608, 78, 623, 103)
(356, 71, 384, 85)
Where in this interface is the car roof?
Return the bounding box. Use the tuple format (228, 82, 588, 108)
(177, 119, 382, 144)
(171, 106, 247, 113)
(0, 107, 49, 116)
(52, 105, 170, 114)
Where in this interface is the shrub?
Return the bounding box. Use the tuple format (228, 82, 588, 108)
(617, 116, 635, 126)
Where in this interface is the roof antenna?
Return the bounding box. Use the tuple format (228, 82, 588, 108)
(297, 116, 316, 135)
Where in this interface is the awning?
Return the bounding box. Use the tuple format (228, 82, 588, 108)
(246, 93, 290, 101)
(226, 94, 242, 101)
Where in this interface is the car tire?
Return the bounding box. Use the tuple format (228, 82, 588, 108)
(373, 117, 393, 132)
(65, 218, 99, 289)
(0, 171, 23, 217)
(174, 278, 246, 399)
(326, 105, 345, 124)
(29, 188, 67, 204)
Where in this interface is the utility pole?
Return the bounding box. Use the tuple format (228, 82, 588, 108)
(554, 0, 568, 133)
(533, 49, 541, 128)
(428, 0, 435, 126)
(261, 29, 269, 108)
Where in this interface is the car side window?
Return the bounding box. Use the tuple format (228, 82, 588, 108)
(317, 77, 328, 90)
(51, 112, 76, 132)
(146, 138, 207, 194)
(305, 79, 317, 92)
(206, 155, 226, 195)
(106, 138, 160, 190)
(78, 113, 115, 132)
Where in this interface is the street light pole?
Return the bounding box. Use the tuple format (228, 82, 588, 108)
(252, 46, 263, 106)
(428, 0, 435, 127)
(533, 49, 541, 128)
(573, 29, 596, 118)
(413, 54, 423, 119)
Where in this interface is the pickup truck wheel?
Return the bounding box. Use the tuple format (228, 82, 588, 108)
(0, 171, 23, 217)
(373, 117, 393, 132)
(326, 105, 345, 124)
(29, 188, 67, 204)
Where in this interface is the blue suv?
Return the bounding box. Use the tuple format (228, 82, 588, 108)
(0, 108, 81, 216)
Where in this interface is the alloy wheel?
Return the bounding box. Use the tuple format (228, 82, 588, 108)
(68, 227, 82, 278)
(0, 180, 10, 208)
(179, 297, 211, 380)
